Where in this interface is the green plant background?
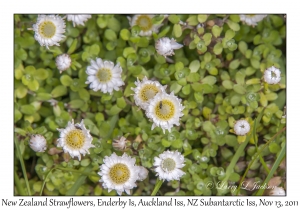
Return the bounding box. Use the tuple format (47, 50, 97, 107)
(14, 14, 286, 196)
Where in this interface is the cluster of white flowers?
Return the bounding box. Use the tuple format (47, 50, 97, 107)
(132, 76, 184, 134)
(155, 37, 183, 58)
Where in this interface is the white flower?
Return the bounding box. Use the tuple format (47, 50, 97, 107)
(239, 15, 267, 26)
(268, 187, 286, 196)
(153, 150, 185, 181)
(29, 134, 47, 152)
(234, 119, 250, 136)
(136, 166, 148, 181)
(131, 77, 167, 110)
(146, 92, 184, 134)
(98, 153, 139, 195)
(66, 15, 92, 27)
(85, 58, 124, 94)
(32, 15, 66, 49)
(57, 119, 94, 161)
(155, 37, 183, 57)
(55, 54, 71, 73)
(112, 136, 127, 151)
(264, 66, 281, 84)
(128, 15, 162, 36)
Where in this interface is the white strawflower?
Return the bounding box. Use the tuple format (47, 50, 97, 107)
(57, 119, 95, 161)
(98, 153, 139, 195)
(29, 134, 47, 152)
(85, 58, 124, 94)
(66, 15, 92, 27)
(32, 15, 66, 49)
(112, 136, 127, 151)
(55, 54, 71, 73)
(131, 77, 167, 110)
(128, 15, 162, 36)
(146, 92, 184, 134)
(234, 119, 250, 136)
(137, 166, 148, 181)
(239, 15, 267, 26)
(153, 150, 185, 181)
(264, 66, 281, 84)
(268, 187, 286, 196)
(155, 37, 183, 57)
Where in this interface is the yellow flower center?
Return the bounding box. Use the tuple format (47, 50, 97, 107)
(39, 21, 56, 38)
(154, 99, 175, 121)
(109, 163, 130, 184)
(139, 84, 159, 102)
(161, 158, 176, 172)
(136, 15, 153, 31)
(97, 68, 112, 82)
(65, 129, 85, 149)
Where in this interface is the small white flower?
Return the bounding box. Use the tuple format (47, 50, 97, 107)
(146, 92, 184, 134)
(128, 15, 162, 36)
(239, 14, 267, 26)
(234, 119, 250, 136)
(268, 187, 286, 196)
(136, 166, 148, 181)
(66, 15, 92, 27)
(155, 37, 183, 57)
(55, 54, 71, 73)
(131, 77, 167, 110)
(32, 15, 66, 49)
(85, 58, 124, 94)
(112, 136, 127, 151)
(153, 150, 185, 181)
(29, 134, 47, 152)
(57, 119, 95, 161)
(98, 153, 139, 195)
(264, 66, 281, 84)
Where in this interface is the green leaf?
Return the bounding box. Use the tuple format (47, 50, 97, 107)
(51, 85, 67, 98)
(238, 41, 248, 54)
(36, 93, 52, 101)
(104, 29, 117, 41)
(60, 75, 73, 86)
(186, 15, 198, 26)
(235, 71, 245, 85)
(250, 58, 260, 69)
(67, 39, 78, 54)
(14, 109, 22, 122)
(202, 76, 217, 85)
(15, 85, 27, 98)
(27, 80, 39, 91)
(123, 47, 136, 58)
(229, 59, 240, 69)
(212, 25, 223, 38)
(34, 69, 49, 80)
(213, 43, 223, 55)
(233, 84, 247, 94)
(16, 48, 27, 60)
(198, 15, 208, 23)
(120, 29, 131, 40)
(69, 99, 85, 109)
(107, 17, 121, 32)
(170, 82, 182, 94)
(225, 29, 235, 40)
(189, 60, 200, 73)
(222, 80, 234, 89)
(117, 97, 127, 109)
(168, 15, 180, 24)
(173, 24, 182, 38)
(20, 104, 35, 115)
(78, 89, 90, 101)
(226, 20, 240, 31)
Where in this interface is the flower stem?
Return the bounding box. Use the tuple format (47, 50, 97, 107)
(151, 178, 164, 196)
(14, 136, 31, 196)
(14, 170, 26, 195)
